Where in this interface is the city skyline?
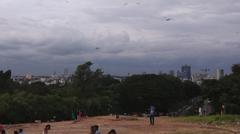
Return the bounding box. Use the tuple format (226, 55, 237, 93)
(4, 64, 227, 77)
(0, 0, 240, 75)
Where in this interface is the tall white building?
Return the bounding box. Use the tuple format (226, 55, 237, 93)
(216, 69, 224, 80)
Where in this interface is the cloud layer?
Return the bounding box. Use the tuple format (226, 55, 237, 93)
(0, 0, 240, 75)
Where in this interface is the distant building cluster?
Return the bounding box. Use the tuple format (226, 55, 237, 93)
(13, 72, 126, 86)
(13, 73, 72, 86)
(112, 75, 127, 82)
(191, 68, 224, 85)
(12, 65, 225, 86)
(168, 65, 225, 85)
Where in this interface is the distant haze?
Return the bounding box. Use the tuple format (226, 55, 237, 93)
(0, 0, 240, 75)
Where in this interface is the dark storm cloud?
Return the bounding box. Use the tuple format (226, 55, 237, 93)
(0, 0, 240, 75)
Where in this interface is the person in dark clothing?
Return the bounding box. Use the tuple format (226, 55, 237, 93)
(0, 125, 4, 132)
(1, 130, 6, 134)
(90, 125, 101, 134)
(42, 124, 51, 134)
(108, 129, 117, 134)
(149, 105, 155, 125)
(19, 129, 24, 134)
(90, 126, 95, 134)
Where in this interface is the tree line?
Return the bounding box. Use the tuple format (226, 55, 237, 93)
(0, 62, 239, 123)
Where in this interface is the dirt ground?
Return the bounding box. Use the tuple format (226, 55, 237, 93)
(4, 116, 240, 134)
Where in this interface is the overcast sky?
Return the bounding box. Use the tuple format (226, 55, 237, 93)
(0, 0, 240, 75)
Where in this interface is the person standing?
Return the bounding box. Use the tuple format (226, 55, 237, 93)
(149, 105, 155, 125)
(221, 104, 225, 116)
(71, 111, 76, 120)
(198, 107, 202, 116)
(77, 111, 82, 121)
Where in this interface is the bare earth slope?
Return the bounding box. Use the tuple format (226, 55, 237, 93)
(4, 116, 240, 134)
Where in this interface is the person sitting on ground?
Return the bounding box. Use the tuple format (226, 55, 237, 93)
(18, 129, 24, 134)
(108, 129, 117, 134)
(14, 131, 18, 134)
(1, 130, 6, 134)
(95, 125, 100, 134)
(42, 124, 51, 134)
(90, 125, 101, 134)
(90, 126, 95, 134)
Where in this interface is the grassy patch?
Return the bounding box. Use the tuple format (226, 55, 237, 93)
(177, 115, 240, 124)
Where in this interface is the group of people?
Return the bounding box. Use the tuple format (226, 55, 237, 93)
(198, 104, 225, 116)
(1, 124, 116, 134)
(0, 125, 50, 134)
(0, 105, 156, 134)
(72, 110, 86, 121)
(91, 125, 117, 134)
(1, 129, 24, 134)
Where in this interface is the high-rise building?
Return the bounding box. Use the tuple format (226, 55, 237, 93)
(181, 64, 191, 80)
(64, 68, 69, 76)
(177, 70, 182, 79)
(216, 69, 224, 80)
(169, 70, 175, 76)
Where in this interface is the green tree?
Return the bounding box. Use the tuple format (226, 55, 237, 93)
(0, 70, 14, 91)
(201, 64, 240, 114)
(117, 74, 186, 114)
